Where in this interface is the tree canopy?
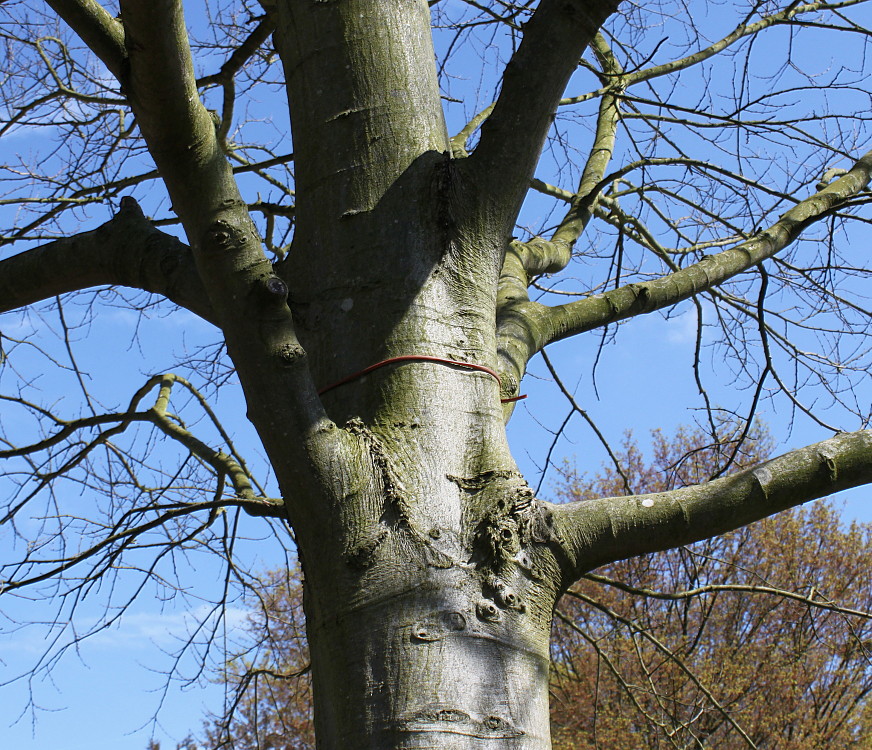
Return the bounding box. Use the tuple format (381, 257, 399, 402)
(1, 1, 872, 747)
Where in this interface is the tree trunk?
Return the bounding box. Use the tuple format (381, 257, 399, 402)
(305, 562, 555, 748)
(292, 394, 565, 748)
(285, 255, 565, 748)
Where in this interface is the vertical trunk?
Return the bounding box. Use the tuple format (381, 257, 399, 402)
(288, 343, 567, 747)
(305, 564, 555, 748)
(275, 0, 449, 226)
(279, 250, 566, 747)
(267, 2, 569, 746)
(294, 427, 566, 749)
(273, 0, 460, 395)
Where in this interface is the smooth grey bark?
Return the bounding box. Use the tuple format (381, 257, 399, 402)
(467, 0, 621, 237)
(0, 198, 214, 321)
(7, 1, 872, 748)
(552, 430, 872, 578)
(268, 3, 558, 744)
(44, 0, 125, 77)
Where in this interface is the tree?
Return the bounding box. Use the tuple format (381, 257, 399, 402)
(550, 426, 872, 748)
(1, 1, 872, 747)
(204, 564, 314, 750)
(553, 503, 872, 749)
(199, 426, 872, 748)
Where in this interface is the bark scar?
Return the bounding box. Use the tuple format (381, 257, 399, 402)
(395, 708, 525, 738)
(337, 418, 410, 567)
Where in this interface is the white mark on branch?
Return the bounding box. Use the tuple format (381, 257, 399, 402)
(752, 465, 772, 499)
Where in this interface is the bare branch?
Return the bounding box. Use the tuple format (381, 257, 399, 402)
(550, 33, 624, 253)
(119, 0, 236, 235)
(45, 0, 126, 77)
(0, 197, 214, 321)
(464, 0, 620, 235)
(551, 430, 872, 577)
(541, 349, 631, 493)
(198, 15, 277, 89)
(0, 372, 282, 525)
(621, 0, 868, 90)
(497, 147, 872, 383)
(577, 572, 872, 621)
(557, 594, 760, 747)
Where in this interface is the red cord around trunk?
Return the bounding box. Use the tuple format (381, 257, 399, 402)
(317, 354, 527, 403)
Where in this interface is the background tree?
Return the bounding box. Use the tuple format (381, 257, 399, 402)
(551, 425, 872, 748)
(2, 1, 872, 748)
(204, 564, 315, 750)
(196, 425, 872, 749)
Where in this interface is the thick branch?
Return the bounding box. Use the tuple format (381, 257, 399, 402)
(0, 198, 214, 321)
(465, 0, 620, 236)
(494, 33, 624, 339)
(496, 147, 872, 386)
(544, 148, 872, 342)
(273, 0, 449, 226)
(550, 430, 872, 580)
(119, 0, 238, 235)
(119, 1, 345, 529)
(45, 0, 126, 77)
(550, 33, 624, 252)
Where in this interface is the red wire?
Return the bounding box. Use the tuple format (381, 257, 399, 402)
(317, 354, 527, 403)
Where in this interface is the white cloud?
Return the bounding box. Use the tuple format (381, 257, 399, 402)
(664, 307, 698, 344)
(0, 605, 249, 657)
(85, 605, 249, 649)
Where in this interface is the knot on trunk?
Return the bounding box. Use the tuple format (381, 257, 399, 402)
(485, 573, 525, 613)
(452, 469, 560, 592)
(472, 472, 545, 569)
(487, 516, 521, 559)
(203, 212, 257, 253)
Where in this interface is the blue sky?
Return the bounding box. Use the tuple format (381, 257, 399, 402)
(2, 1, 871, 748)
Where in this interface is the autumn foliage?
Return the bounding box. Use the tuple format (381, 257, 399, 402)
(205, 565, 315, 750)
(551, 426, 872, 747)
